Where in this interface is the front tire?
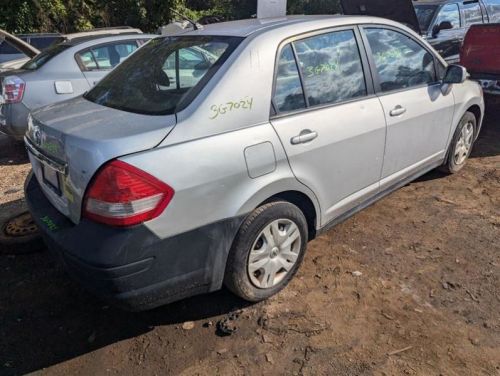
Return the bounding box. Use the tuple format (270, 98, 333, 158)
(440, 111, 477, 174)
(224, 201, 308, 302)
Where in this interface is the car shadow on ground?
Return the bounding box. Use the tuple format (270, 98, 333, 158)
(470, 96, 500, 158)
(417, 95, 499, 186)
(0, 202, 251, 375)
(0, 96, 498, 375)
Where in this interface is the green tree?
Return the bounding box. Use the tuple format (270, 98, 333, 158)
(0, 0, 342, 34)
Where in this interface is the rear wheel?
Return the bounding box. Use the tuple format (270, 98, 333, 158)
(224, 201, 308, 302)
(440, 112, 477, 174)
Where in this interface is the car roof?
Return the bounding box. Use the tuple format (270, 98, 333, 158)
(17, 33, 63, 38)
(180, 15, 335, 37)
(63, 28, 143, 41)
(180, 15, 414, 38)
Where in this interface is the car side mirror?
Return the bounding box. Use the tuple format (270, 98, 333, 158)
(443, 64, 468, 84)
(432, 21, 453, 37)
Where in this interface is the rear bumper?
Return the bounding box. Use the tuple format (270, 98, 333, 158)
(0, 102, 30, 139)
(25, 172, 244, 311)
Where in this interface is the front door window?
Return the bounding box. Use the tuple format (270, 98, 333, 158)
(365, 28, 436, 92)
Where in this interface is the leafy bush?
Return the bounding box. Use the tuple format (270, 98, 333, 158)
(0, 0, 340, 34)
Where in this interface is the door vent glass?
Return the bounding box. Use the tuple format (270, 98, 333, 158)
(274, 44, 306, 113)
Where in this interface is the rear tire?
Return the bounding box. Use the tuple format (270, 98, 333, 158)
(440, 112, 477, 174)
(224, 201, 308, 302)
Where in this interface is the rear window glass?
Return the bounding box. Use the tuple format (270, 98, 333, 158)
(0, 40, 24, 55)
(85, 36, 242, 115)
(29, 36, 64, 50)
(22, 44, 71, 70)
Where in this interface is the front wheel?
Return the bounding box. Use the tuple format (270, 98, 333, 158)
(440, 111, 477, 174)
(224, 201, 308, 302)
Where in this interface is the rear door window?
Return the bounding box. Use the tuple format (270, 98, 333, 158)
(435, 3, 461, 28)
(365, 28, 437, 92)
(78, 50, 98, 70)
(273, 29, 368, 114)
(293, 30, 367, 107)
(77, 41, 139, 71)
(462, 2, 485, 25)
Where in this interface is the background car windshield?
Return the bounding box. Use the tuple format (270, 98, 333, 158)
(85, 36, 242, 115)
(414, 5, 439, 32)
(22, 44, 70, 70)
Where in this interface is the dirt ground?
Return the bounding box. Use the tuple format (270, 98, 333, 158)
(0, 97, 499, 376)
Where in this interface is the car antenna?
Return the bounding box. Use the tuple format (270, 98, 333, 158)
(170, 8, 203, 31)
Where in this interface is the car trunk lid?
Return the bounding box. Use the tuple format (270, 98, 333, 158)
(25, 96, 176, 224)
(340, 0, 421, 34)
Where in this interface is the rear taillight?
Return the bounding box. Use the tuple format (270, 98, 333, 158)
(83, 160, 174, 227)
(2, 76, 25, 104)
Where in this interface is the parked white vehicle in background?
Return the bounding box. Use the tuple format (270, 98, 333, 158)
(0, 30, 154, 139)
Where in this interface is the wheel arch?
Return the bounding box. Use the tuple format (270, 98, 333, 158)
(466, 104, 482, 139)
(236, 179, 321, 241)
(259, 191, 318, 241)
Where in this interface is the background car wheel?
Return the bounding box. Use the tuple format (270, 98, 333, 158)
(0, 211, 45, 255)
(224, 201, 308, 302)
(440, 111, 477, 174)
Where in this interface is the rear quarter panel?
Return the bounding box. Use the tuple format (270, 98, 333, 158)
(121, 123, 320, 239)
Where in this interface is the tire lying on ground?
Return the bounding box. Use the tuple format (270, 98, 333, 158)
(0, 211, 45, 254)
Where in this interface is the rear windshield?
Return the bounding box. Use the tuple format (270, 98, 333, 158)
(84, 36, 243, 115)
(22, 44, 71, 70)
(414, 4, 439, 32)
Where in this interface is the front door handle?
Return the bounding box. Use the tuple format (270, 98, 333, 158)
(291, 130, 318, 145)
(389, 105, 407, 117)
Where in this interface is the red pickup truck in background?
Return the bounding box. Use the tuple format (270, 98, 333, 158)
(461, 23, 500, 95)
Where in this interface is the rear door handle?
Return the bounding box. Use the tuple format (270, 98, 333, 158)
(291, 130, 318, 145)
(389, 105, 407, 117)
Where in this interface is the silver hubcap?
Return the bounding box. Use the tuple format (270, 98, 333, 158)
(247, 219, 302, 289)
(454, 122, 474, 165)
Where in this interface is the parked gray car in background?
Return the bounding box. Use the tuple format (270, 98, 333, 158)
(0, 32, 154, 139)
(24, 15, 483, 311)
